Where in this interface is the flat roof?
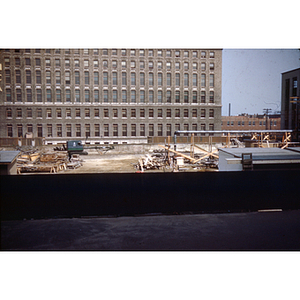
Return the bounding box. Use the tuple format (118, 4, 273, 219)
(0, 151, 20, 164)
(218, 147, 300, 161)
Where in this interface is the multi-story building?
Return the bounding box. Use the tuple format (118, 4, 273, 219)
(0, 48, 222, 144)
(222, 114, 281, 131)
(281, 68, 300, 138)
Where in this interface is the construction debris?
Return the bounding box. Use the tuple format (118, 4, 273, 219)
(16, 149, 81, 174)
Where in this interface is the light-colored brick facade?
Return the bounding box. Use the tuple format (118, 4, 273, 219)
(0, 48, 222, 144)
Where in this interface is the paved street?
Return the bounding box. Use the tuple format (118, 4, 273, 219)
(2, 209, 300, 250)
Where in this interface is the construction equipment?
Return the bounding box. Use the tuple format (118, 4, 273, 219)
(54, 140, 114, 156)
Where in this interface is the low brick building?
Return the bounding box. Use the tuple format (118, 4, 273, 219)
(221, 114, 281, 131)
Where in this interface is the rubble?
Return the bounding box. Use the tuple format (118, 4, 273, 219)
(16, 149, 81, 174)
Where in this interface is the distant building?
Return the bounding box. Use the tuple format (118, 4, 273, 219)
(221, 114, 281, 131)
(0, 48, 222, 145)
(281, 68, 300, 137)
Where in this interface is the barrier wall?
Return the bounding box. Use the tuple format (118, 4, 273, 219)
(1, 170, 299, 220)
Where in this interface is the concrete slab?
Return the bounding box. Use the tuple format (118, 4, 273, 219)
(2, 210, 300, 250)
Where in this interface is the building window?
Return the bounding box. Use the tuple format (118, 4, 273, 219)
(65, 108, 71, 118)
(26, 70, 31, 84)
(46, 58, 51, 67)
(56, 89, 61, 102)
(175, 109, 180, 118)
(183, 109, 189, 118)
(74, 71, 80, 85)
(192, 91, 197, 103)
(131, 61, 136, 68)
(112, 60, 117, 69)
(139, 108, 145, 118)
(158, 90, 163, 103)
(193, 74, 197, 87)
(209, 51, 215, 58)
(149, 90, 154, 103)
(65, 89, 70, 103)
(25, 89, 32, 102)
(157, 73, 162, 86)
(148, 50, 153, 57)
(5, 89, 11, 102)
(113, 90, 118, 103)
(55, 59, 60, 67)
(158, 61, 162, 69)
(201, 109, 206, 118)
(84, 90, 90, 103)
(149, 124, 154, 136)
(192, 124, 197, 132)
(122, 90, 127, 103)
(121, 49, 127, 56)
(94, 90, 99, 103)
(175, 73, 180, 86)
(103, 72, 108, 85)
(131, 73, 136, 86)
(56, 71, 61, 84)
(166, 73, 171, 87)
(122, 72, 127, 86)
(122, 124, 127, 136)
(140, 90, 145, 103)
(140, 124, 145, 136)
(7, 125, 13, 137)
(131, 90, 136, 103)
(94, 108, 100, 118)
(46, 71, 51, 84)
(6, 108, 12, 118)
(112, 72, 117, 85)
(14, 70, 21, 84)
(166, 109, 171, 118)
(184, 73, 189, 86)
(16, 89, 22, 102)
(140, 73, 145, 86)
(103, 90, 108, 103)
(37, 108, 42, 118)
(184, 91, 189, 103)
(130, 49, 136, 56)
(149, 109, 154, 118)
(201, 91, 206, 103)
(84, 71, 89, 84)
(122, 108, 127, 118)
(46, 108, 52, 118)
(157, 109, 163, 118)
(16, 108, 22, 119)
(104, 109, 109, 118)
(46, 89, 52, 102)
(56, 124, 62, 137)
(209, 91, 214, 103)
(209, 109, 214, 118)
(167, 91, 171, 103)
(17, 124, 23, 137)
(209, 74, 214, 87)
(65, 59, 70, 67)
(74, 90, 80, 102)
(76, 108, 81, 118)
(149, 61, 153, 69)
(175, 91, 180, 103)
(56, 108, 62, 118)
(192, 109, 197, 118)
(95, 124, 100, 137)
(66, 124, 71, 137)
(113, 124, 118, 137)
(158, 124, 163, 136)
(131, 124, 136, 137)
(149, 73, 154, 86)
(175, 50, 180, 57)
(94, 72, 99, 85)
(25, 57, 31, 65)
(131, 109, 136, 118)
(5, 70, 11, 84)
(76, 124, 81, 137)
(201, 74, 206, 87)
(140, 61, 145, 69)
(201, 51, 206, 58)
(210, 63, 214, 71)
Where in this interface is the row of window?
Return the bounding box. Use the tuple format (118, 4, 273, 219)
(4, 49, 216, 58)
(7, 107, 215, 119)
(5, 88, 215, 104)
(224, 120, 277, 126)
(7, 123, 215, 138)
(4, 70, 215, 88)
(4, 57, 215, 71)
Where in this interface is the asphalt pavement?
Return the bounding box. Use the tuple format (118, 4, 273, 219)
(1, 209, 300, 250)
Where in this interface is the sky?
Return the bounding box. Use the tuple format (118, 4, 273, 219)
(222, 49, 300, 116)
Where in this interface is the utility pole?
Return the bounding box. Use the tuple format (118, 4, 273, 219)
(263, 108, 272, 130)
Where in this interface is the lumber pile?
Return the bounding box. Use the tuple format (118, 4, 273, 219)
(16, 150, 72, 174)
(135, 154, 164, 172)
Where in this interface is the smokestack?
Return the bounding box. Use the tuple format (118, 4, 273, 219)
(229, 103, 231, 116)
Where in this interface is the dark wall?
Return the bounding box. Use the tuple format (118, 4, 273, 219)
(1, 170, 299, 220)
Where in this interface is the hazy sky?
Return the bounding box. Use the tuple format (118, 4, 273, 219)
(222, 49, 300, 116)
